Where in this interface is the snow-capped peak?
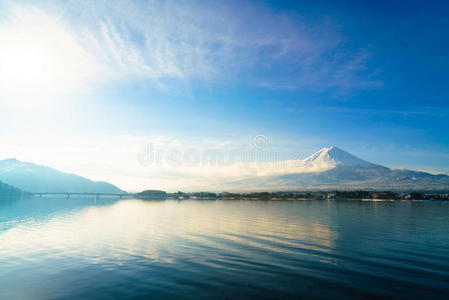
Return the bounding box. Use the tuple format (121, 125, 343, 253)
(303, 146, 380, 168)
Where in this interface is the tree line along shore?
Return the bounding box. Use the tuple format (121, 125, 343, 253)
(1, 186, 448, 201)
(135, 190, 449, 201)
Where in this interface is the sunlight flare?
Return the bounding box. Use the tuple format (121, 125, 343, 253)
(0, 6, 98, 105)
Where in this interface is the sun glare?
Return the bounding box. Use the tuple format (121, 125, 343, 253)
(0, 6, 99, 106)
(1, 42, 49, 90)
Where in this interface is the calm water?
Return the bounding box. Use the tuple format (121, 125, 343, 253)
(0, 197, 448, 299)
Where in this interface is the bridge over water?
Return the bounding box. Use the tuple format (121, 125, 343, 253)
(32, 192, 135, 199)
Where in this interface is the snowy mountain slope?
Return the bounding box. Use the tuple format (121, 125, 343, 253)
(228, 147, 449, 191)
(303, 146, 383, 169)
(0, 158, 123, 193)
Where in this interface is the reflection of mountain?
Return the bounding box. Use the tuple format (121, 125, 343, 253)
(0, 158, 123, 193)
(231, 147, 449, 191)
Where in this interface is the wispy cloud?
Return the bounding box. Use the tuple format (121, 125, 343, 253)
(305, 106, 449, 117)
(0, 0, 382, 95)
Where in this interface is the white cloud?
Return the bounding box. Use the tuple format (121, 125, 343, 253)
(0, 132, 331, 191)
(0, 0, 381, 100)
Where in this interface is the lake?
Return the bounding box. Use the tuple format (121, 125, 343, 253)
(0, 197, 448, 299)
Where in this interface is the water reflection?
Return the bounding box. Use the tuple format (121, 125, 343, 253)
(0, 198, 448, 299)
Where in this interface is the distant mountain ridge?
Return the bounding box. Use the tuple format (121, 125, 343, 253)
(0, 179, 26, 198)
(230, 146, 449, 191)
(0, 158, 123, 193)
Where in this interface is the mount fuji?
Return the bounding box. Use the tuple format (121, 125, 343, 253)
(230, 146, 449, 191)
(302, 146, 383, 169)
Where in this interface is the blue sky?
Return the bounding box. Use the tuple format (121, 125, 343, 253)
(0, 0, 448, 190)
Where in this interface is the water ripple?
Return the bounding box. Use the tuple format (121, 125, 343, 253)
(0, 198, 448, 299)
